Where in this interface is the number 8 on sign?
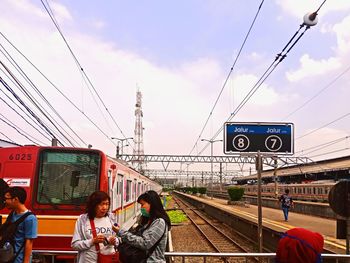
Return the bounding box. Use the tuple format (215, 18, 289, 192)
(232, 135, 250, 151)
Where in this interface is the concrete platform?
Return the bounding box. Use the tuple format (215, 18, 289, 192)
(181, 193, 346, 253)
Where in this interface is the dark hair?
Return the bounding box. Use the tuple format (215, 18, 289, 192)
(86, 191, 110, 219)
(6, 187, 27, 204)
(285, 189, 290, 194)
(137, 190, 171, 230)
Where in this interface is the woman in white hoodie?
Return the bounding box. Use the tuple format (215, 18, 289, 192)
(71, 191, 119, 263)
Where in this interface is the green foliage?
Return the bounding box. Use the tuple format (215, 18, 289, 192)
(167, 210, 188, 224)
(198, 187, 207, 194)
(227, 187, 244, 201)
(191, 187, 198, 194)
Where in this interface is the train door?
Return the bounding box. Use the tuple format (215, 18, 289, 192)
(134, 179, 137, 215)
(107, 169, 113, 212)
(116, 174, 124, 224)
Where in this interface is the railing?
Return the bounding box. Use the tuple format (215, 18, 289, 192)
(33, 251, 350, 262)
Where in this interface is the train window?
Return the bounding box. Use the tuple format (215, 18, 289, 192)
(126, 180, 132, 202)
(37, 150, 100, 206)
(138, 182, 141, 197)
(313, 187, 316, 194)
(134, 179, 137, 200)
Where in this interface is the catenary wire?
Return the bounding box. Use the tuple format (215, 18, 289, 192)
(197, 1, 327, 156)
(188, 0, 265, 156)
(40, 0, 132, 147)
(0, 76, 64, 145)
(296, 112, 350, 140)
(0, 46, 84, 147)
(309, 148, 349, 159)
(282, 64, 350, 120)
(0, 67, 54, 138)
(295, 136, 349, 156)
(0, 132, 16, 144)
(0, 113, 42, 145)
(0, 95, 51, 141)
(0, 61, 73, 146)
(0, 32, 117, 147)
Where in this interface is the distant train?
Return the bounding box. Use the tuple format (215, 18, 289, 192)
(211, 181, 336, 202)
(0, 145, 161, 262)
(243, 181, 335, 202)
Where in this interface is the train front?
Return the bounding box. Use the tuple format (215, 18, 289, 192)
(0, 146, 105, 261)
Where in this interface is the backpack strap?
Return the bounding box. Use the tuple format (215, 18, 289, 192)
(13, 211, 33, 226)
(8, 211, 34, 262)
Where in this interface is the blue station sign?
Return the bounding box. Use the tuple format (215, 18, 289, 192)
(224, 122, 294, 154)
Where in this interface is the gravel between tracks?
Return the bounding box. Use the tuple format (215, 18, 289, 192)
(167, 194, 256, 263)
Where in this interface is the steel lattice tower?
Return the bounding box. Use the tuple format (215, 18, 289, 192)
(133, 90, 145, 172)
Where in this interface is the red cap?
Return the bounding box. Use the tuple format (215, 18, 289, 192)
(276, 228, 324, 263)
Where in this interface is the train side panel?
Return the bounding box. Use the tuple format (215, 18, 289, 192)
(0, 146, 162, 260)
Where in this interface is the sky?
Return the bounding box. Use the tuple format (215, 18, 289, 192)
(1, 0, 350, 178)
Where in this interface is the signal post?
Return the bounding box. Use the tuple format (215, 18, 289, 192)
(224, 122, 294, 253)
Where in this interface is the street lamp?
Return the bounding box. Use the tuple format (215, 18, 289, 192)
(201, 138, 223, 193)
(111, 137, 133, 157)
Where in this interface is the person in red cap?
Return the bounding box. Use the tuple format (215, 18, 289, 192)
(276, 228, 324, 263)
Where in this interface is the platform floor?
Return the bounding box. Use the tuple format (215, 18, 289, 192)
(182, 193, 346, 253)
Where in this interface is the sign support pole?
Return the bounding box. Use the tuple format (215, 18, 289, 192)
(347, 218, 350, 254)
(256, 151, 263, 253)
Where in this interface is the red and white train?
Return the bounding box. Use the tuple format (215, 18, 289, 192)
(0, 145, 161, 261)
(243, 181, 335, 202)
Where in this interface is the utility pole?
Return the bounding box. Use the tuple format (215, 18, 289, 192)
(256, 152, 263, 254)
(111, 137, 133, 158)
(201, 138, 223, 195)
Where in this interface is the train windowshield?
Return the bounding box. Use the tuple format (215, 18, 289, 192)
(37, 151, 100, 206)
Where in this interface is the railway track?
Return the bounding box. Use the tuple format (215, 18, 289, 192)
(173, 195, 259, 263)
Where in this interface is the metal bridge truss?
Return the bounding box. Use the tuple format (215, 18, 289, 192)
(120, 154, 313, 170)
(143, 169, 239, 178)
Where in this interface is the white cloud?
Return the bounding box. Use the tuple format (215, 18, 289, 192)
(295, 127, 350, 160)
(275, 0, 350, 18)
(333, 15, 350, 54)
(231, 74, 279, 106)
(91, 20, 106, 30)
(286, 54, 341, 82)
(49, 2, 73, 23)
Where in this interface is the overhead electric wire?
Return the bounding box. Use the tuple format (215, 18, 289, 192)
(0, 94, 51, 141)
(0, 131, 16, 143)
(0, 68, 53, 138)
(0, 113, 42, 145)
(282, 64, 350, 120)
(309, 148, 349, 159)
(40, 0, 131, 146)
(295, 136, 349, 156)
(196, 1, 327, 156)
(0, 44, 78, 145)
(0, 76, 65, 146)
(296, 112, 350, 140)
(0, 31, 117, 147)
(188, 0, 265, 156)
(0, 61, 74, 146)
(0, 43, 87, 146)
(198, 26, 309, 156)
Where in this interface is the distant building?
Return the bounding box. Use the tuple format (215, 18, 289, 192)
(0, 139, 21, 148)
